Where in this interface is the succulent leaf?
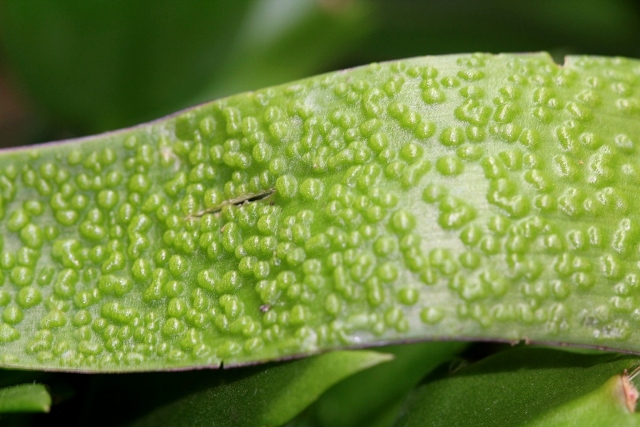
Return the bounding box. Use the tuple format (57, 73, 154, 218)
(0, 53, 639, 371)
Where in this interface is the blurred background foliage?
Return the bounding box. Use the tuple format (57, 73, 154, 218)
(0, 1, 640, 425)
(1, 0, 639, 148)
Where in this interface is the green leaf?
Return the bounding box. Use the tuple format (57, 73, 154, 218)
(526, 375, 640, 427)
(0, 0, 255, 132)
(195, 0, 372, 103)
(0, 384, 50, 413)
(393, 347, 640, 427)
(307, 342, 467, 427)
(0, 53, 639, 371)
(0, 0, 371, 135)
(123, 350, 391, 427)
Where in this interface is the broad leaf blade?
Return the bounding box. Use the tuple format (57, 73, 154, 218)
(526, 375, 640, 427)
(393, 347, 640, 427)
(0, 384, 50, 413)
(309, 342, 467, 427)
(125, 350, 391, 427)
(0, 53, 638, 371)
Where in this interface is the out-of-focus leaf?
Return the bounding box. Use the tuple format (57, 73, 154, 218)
(124, 350, 391, 427)
(196, 0, 373, 102)
(306, 342, 466, 427)
(360, 0, 640, 61)
(394, 347, 640, 427)
(0, 384, 50, 413)
(0, 0, 254, 133)
(0, 0, 371, 138)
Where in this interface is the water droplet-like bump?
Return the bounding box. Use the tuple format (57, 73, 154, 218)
(276, 175, 298, 199)
(2, 305, 23, 325)
(435, 156, 464, 176)
(0, 323, 19, 343)
(17, 287, 42, 309)
(420, 308, 445, 324)
(422, 88, 446, 104)
(440, 127, 466, 147)
(390, 210, 416, 235)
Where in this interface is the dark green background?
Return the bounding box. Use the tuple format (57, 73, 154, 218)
(1, 0, 639, 147)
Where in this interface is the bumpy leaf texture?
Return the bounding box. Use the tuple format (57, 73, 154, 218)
(0, 53, 638, 371)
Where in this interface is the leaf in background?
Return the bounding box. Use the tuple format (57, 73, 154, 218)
(526, 374, 640, 427)
(393, 347, 640, 427)
(359, 0, 640, 62)
(0, 0, 371, 138)
(195, 0, 373, 103)
(122, 350, 391, 427)
(0, 384, 50, 414)
(0, 0, 254, 133)
(0, 53, 639, 371)
(0, 370, 45, 390)
(299, 342, 467, 427)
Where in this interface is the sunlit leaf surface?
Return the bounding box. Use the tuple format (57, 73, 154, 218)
(0, 53, 638, 371)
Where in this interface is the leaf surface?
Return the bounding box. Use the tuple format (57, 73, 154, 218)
(122, 350, 391, 427)
(393, 347, 640, 427)
(308, 342, 467, 427)
(0, 384, 50, 413)
(0, 53, 638, 371)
